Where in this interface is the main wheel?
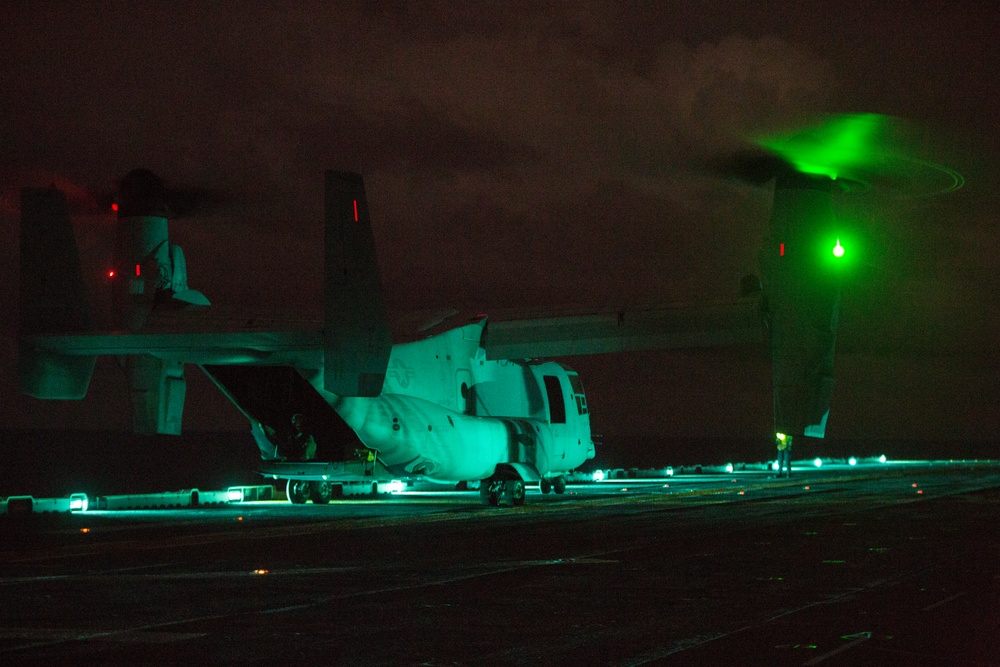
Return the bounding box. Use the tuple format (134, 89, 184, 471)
(539, 478, 552, 494)
(287, 479, 311, 504)
(553, 476, 567, 494)
(496, 480, 526, 507)
(480, 480, 499, 507)
(309, 481, 333, 505)
(509, 480, 526, 507)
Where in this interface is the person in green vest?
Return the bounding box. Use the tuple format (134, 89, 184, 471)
(776, 433, 792, 478)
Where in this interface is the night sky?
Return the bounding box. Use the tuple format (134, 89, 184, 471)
(2, 2, 998, 454)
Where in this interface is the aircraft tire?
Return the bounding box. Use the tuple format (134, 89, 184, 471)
(553, 476, 567, 494)
(509, 480, 526, 507)
(309, 481, 333, 505)
(539, 478, 552, 494)
(287, 479, 310, 504)
(480, 481, 497, 507)
(500, 481, 514, 507)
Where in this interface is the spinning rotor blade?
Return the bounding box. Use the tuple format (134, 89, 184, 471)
(755, 113, 963, 195)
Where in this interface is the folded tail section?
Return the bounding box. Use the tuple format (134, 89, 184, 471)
(323, 171, 392, 396)
(18, 187, 96, 399)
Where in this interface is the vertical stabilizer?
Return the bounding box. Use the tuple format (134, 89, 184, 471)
(18, 187, 96, 399)
(323, 171, 392, 396)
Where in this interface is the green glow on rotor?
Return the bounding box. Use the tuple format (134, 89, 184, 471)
(755, 113, 965, 196)
(758, 113, 886, 181)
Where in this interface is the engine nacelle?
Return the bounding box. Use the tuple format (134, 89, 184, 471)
(111, 169, 208, 434)
(761, 172, 843, 438)
(113, 168, 209, 330)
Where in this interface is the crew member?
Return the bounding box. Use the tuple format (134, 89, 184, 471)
(288, 413, 317, 461)
(776, 433, 792, 478)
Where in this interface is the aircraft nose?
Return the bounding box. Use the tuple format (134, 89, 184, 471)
(116, 168, 168, 218)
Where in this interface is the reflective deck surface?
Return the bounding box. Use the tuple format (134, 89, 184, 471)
(2, 462, 999, 665)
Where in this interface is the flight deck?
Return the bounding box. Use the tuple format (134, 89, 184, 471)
(2, 459, 999, 665)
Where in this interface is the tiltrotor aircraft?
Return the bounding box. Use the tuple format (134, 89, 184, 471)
(19, 114, 954, 505)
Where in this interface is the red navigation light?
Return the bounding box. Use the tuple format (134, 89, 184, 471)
(107, 269, 116, 279)
(779, 243, 785, 257)
(135, 264, 141, 277)
(353, 199, 358, 222)
(111, 202, 119, 212)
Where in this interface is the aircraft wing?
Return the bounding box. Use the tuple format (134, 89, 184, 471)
(31, 299, 762, 365)
(485, 300, 762, 359)
(25, 330, 325, 366)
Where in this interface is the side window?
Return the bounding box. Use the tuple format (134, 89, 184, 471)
(543, 375, 566, 424)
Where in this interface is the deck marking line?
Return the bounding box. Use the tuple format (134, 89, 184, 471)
(920, 590, 967, 612)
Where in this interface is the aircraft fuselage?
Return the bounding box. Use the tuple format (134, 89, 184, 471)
(309, 319, 594, 483)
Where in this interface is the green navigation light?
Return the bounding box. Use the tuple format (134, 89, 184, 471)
(832, 239, 845, 258)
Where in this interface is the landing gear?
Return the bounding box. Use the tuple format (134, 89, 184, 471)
(287, 479, 310, 504)
(552, 476, 567, 494)
(309, 481, 334, 505)
(507, 480, 526, 506)
(480, 479, 499, 506)
(539, 478, 552, 494)
(479, 478, 526, 507)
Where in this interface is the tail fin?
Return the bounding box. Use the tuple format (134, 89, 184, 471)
(323, 171, 392, 396)
(18, 187, 96, 398)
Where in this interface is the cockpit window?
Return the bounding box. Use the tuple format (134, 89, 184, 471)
(567, 373, 588, 415)
(543, 375, 566, 424)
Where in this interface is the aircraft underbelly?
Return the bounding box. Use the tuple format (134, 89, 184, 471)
(353, 394, 509, 482)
